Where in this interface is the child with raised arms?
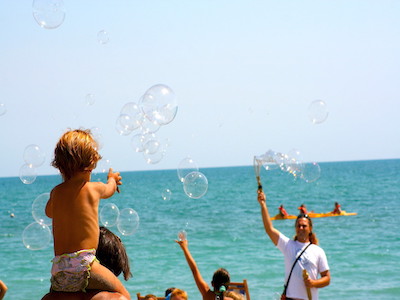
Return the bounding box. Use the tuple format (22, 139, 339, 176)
(45, 129, 130, 299)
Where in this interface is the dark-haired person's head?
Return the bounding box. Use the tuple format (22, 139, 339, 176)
(97, 226, 132, 281)
(211, 268, 230, 292)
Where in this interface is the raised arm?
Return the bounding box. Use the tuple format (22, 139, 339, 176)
(257, 190, 281, 245)
(176, 240, 209, 297)
(99, 168, 122, 199)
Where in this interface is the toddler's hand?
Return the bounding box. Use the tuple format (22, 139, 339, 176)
(108, 168, 122, 192)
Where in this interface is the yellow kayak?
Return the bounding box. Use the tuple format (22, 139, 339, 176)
(271, 210, 357, 220)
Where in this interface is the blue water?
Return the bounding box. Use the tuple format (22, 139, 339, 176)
(1, 159, 399, 299)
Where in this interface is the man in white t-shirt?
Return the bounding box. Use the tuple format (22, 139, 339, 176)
(257, 190, 330, 300)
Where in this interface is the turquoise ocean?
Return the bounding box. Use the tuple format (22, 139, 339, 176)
(0, 159, 399, 299)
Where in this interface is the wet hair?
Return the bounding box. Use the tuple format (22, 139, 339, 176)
(294, 214, 319, 245)
(170, 289, 188, 300)
(97, 226, 132, 280)
(51, 129, 101, 180)
(165, 287, 176, 296)
(212, 268, 231, 294)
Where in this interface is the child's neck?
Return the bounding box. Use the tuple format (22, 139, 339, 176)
(71, 170, 92, 182)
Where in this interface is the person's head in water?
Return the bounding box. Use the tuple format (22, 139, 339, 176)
(211, 268, 230, 293)
(97, 226, 132, 280)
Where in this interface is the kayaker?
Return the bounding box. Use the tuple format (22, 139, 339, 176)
(298, 204, 308, 214)
(257, 190, 330, 300)
(331, 202, 342, 214)
(279, 205, 289, 218)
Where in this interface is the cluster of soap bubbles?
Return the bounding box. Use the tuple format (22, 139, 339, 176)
(32, 0, 66, 29)
(19, 144, 46, 184)
(308, 99, 328, 124)
(22, 192, 52, 250)
(100, 203, 140, 236)
(254, 149, 321, 183)
(177, 157, 208, 199)
(116, 84, 178, 164)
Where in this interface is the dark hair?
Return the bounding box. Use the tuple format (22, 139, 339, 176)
(165, 287, 176, 297)
(97, 226, 132, 280)
(212, 268, 230, 295)
(294, 214, 319, 245)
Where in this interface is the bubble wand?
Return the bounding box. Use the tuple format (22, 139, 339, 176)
(253, 155, 263, 191)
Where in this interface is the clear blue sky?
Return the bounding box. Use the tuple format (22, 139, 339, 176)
(0, 0, 399, 178)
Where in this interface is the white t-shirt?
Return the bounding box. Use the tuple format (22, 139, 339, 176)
(277, 233, 329, 300)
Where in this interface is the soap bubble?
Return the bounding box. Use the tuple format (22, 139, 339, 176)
(19, 164, 37, 184)
(117, 208, 140, 236)
(94, 158, 112, 174)
(32, 0, 66, 29)
(143, 146, 166, 164)
(131, 133, 146, 152)
(115, 114, 134, 136)
(285, 149, 304, 178)
(143, 138, 168, 164)
(86, 93, 95, 106)
(177, 157, 198, 183)
(301, 162, 321, 183)
(308, 100, 328, 124)
(183, 171, 208, 199)
(162, 189, 172, 201)
(90, 127, 103, 150)
(23, 144, 45, 167)
(100, 203, 120, 227)
(139, 115, 160, 134)
(97, 30, 109, 44)
(120, 102, 143, 131)
(0, 103, 6, 116)
(32, 192, 51, 226)
(22, 222, 52, 250)
(139, 84, 178, 125)
(177, 230, 187, 241)
(131, 133, 156, 153)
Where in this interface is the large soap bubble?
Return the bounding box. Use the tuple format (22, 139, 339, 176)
(0, 103, 6, 116)
(19, 164, 37, 184)
(301, 162, 321, 183)
(23, 144, 45, 167)
(32, 192, 51, 226)
(22, 222, 52, 250)
(177, 157, 199, 183)
(143, 139, 168, 164)
(139, 84, 178, 125)
(115, 114, 135, 136)
(308, 100, 328, 124)
(139, 115, 160, 134)
(120, 102, 143, 131)
(32, 0, 66, 29)
(183, 171, 208, 199)
(100, 203, 120, 227)
(117, 208, 140, 236)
